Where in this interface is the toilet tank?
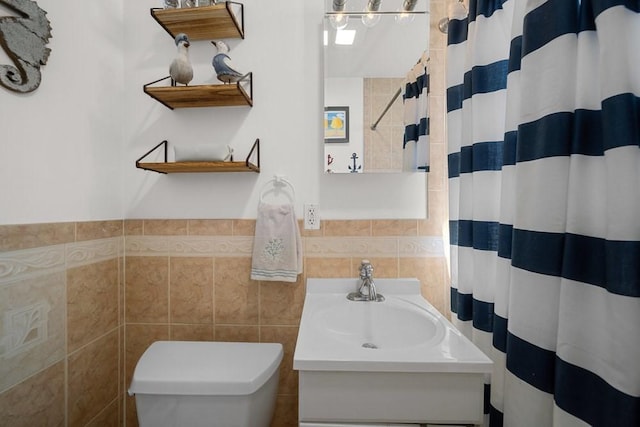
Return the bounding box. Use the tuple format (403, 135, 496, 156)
(128, 341, 284, 427)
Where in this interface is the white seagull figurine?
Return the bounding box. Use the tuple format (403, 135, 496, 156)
(211, 40, 245, 84)
(169, 33, 193, 86)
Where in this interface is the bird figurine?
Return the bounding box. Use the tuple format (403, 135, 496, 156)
(211, 40, 245, 84)
(169, 33, 193, 86)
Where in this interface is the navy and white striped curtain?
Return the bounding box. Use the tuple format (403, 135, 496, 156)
(447, 0, 640, 426)
(403, 51, 430, 171)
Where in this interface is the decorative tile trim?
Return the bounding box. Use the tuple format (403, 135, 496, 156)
(66, 237, 121, 269)
(0, 245, 66, 285)
(304, 236, 444, 258)
(124, 236, 169, 256)
(304, 237, 398, 257)
(169, 236, 254, 257)
(398, 236, 445, 257)
(125, 235, 444, 258)
(125, 235, 254, 257)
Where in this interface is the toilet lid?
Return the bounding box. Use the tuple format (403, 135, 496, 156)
(128, 341, 284, 396)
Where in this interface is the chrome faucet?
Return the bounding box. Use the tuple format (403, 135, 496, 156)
(347, 260, 385, 302)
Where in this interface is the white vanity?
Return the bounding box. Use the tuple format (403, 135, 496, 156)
(293, 278, 492, 426)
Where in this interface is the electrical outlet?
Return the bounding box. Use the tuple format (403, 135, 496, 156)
(304, 204, 320, 230)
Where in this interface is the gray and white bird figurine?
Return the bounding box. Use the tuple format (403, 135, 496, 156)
(169, 33, 193, 86)
(211, 40, 245, 84)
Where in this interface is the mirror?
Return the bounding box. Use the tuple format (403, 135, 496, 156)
(323, 0, 429, 174)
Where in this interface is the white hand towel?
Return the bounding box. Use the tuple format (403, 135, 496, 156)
(251, 203, 303, 282)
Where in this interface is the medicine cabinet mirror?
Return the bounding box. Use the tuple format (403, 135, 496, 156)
(323, 0, 429, 174)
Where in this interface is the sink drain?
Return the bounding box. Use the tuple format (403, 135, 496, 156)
(362, 342, 378, 349)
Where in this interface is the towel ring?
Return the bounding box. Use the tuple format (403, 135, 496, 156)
(259, 175, 296, 204)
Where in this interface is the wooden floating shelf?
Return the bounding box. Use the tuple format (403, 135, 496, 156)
(150, 1, 244, 40)
(136, 139, 260, 174)
(144, 73, 253, 109)
(137, 161, 259, 174)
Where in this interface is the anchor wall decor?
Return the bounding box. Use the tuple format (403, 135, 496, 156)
(0, 0, 52, 93)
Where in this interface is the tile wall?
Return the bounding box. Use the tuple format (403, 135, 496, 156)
(363, 77, 406, 172)
(0, 221, 124, 427)
(0, 216, 447, 427)
(122, 218, 447, 426)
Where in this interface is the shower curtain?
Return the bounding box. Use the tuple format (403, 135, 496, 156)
(403, 51, 430, 172)
(447, 0, 640, 426)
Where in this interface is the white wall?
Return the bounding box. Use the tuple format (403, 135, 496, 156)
(123, 0, 322, 219)
(324, 77, 364, 173)
(0, 0, 426, 225)
(0, 0, 125, 225)
(124, 0, 425, 219)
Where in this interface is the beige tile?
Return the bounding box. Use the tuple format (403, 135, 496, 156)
(188, 219, 233, 235)
(0, 222, 75, 252)
(119, 256, 125, 326)
(370, 128, 393, 171)
(371, 77, 393, 95)
(260, 326, 299, 395)
(429, 49, 446, 96)
(143, 220, 188, 236)
(418, 189, 449, 237)
(215, 325, 259, 342)
(399, 257, 447, 314)
(372, 94, 396, 128)
(85, 398, 120, 427)
(0, 272, 66, 391)
(67, 259, 119, 352)
(76, 220, 123, 241)
(68, 330, 119, 427)
(170, 324, 214, 341)
(214, 257, 258, 324)
(125, 257, 169, 323)
(429, 96, 446, 144)
(232, 219, 256, 236)
(119, 325, 125, 422)
(351, 257, 398, 278)
(427, 142, 447, 192)
(260, 277, 304, 326)
(124, 324, 169, 386)
(304, 257, 352, 278)
(124, 220, 143, 236)
(389, 90, 404, 125)
(323, 220, 371, 237)
(126, 394, 139, 427)
(169, 257, 213, 324)
(123, 323, 169, 427)
(0, 361, 65, 427)
(372, 220, 418, 237)
(270, 394, 298, 427)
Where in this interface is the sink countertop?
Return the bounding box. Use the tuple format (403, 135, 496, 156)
(293, 278, 493, 373)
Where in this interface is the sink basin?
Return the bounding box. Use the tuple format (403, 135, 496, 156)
(294, 278, 490, 373)
(311, 296, 442, 350)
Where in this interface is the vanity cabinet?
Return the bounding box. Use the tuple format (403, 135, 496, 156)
(144, 2, 253, 109)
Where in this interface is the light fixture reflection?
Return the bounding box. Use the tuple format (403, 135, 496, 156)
(396, 0, 418, 25)
(330, 0, 349, 30)
(329, 13, 349, 30)
(361, 0, 381, 27)
(395, 11, 415, 24)
(361, 12, 381, 27)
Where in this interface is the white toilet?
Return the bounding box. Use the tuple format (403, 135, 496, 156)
(128, 341, 284, 427)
